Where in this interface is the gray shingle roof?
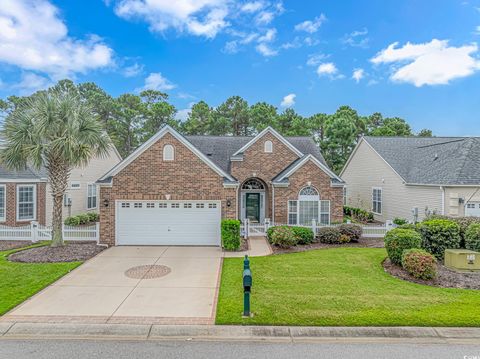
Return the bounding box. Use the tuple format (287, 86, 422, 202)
(0, 164, 47, 180)
(364, 136, 480, 185)
(185, 135, 327, 175)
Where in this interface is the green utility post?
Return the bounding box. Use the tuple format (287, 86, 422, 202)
(242, 255, 252, 317)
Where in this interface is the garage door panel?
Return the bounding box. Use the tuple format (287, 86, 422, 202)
(116, 201, 221, 246)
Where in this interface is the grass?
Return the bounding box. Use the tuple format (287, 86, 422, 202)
(0, 243, 81, 316)
(216, 248, 480, 326)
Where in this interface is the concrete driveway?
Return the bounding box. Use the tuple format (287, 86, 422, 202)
(4, 246, 223, 325)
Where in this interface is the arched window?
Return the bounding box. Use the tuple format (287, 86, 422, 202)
(163, 144, 174, 161)
(264, 140, 273, 153)
(299, 186, 319, 198)
(288, 186, 330, 226)
(242, 178, 265, 190)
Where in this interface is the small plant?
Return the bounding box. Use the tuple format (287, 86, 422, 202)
(393, 217, 408, 226)
(465, 223, 480, 252)
(221, 220, 241, 251)
(397, 223, 418, 231)
(338, 224, 362, 242)
(64, 212, 99, 226)
(267, 226, 297, 248)
(417, 219, 461, 260)
(291, 226, 315, 245)
(401, 248, 437, 280)
(384, 228, 422, 265)
(343, 206, 374, 223)
(64, 216, 81, 226)
(317, 227, 346, 244)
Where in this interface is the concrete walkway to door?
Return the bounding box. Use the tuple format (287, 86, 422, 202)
(3, 246, 223, 325)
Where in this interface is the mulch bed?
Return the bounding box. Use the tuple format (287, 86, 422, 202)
(0, 241, 33, 251)
(272, 238, 384, 254)
(8, 242, 105, 263)
(383, 258, 480, 290)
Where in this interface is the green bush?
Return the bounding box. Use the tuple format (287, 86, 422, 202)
(343, 206, 374, 223)
(291, 227, 315, 245)
(393, 217, 408, 226)
(401, 249, 437, 280)
(221, 220, 241, 251)
(397, 223, 418, 231)
(338, 224, 362, 242)
(267, 226, 297, 248)
(417, 219, 461, 260)
(452, 217, 480, 247)
(64, 212, 99, 226)
(318, 227, 349, 244)
(465, 223, 480, 252)
(384, 228, 422, 265)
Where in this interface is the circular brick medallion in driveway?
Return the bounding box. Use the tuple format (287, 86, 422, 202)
(124, 265, 171, 279)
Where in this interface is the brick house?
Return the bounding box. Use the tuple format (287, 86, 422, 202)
(0, 147, 121, 227)
(97, 126, 344, 246)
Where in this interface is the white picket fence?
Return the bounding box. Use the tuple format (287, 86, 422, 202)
(0, 221, 99, 243)
(241, 218, 394, 239)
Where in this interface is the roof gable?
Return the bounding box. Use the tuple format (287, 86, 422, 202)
(273, 155, 344, 184)
(99, 125, 235, 182)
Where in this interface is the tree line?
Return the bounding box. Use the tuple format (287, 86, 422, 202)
(0, 79, 432, 173)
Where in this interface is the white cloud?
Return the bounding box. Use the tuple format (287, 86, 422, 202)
(255, 43, 278, 56)
(12, 72, 53, 95)
(475, 25, 480, 35)
(241, 1, 264, 13)
(255, 11, 274, 24)
(123, 63, 144, 77)
(342, 28, 369, 48)
(0, 0, 114, 79)
(306, 53, 329, 66)
(175, 101, 195, 121)
(316, 62, 339, 76)
(280, 93, 296, 108)
(294, 14, 326, 33)
(114, 0, 229, 38)
(371, 39, 480, 86)
(352, 68, 365, 83)
(139, 72, 176, 91)
(258, 28, 276, 42)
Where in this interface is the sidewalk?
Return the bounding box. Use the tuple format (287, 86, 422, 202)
(1, 322, 480, 343)
(224, 237, 272, 258)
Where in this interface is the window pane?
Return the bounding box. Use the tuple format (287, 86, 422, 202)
(18, 186, 35, 220)
(299, 200, 318, 225)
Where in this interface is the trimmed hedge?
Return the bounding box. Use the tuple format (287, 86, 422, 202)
(267, 226, 297, 248)
(384, 228, 422, 265)
(397, 223, 418, 231)
(465, 223, 480, 252)
(401, 248, 437, 280)
(221, 219, 241, 251)
(338, 224, 362, 242)
(318, 227, 349, 244)
(425, 215, 480, 247)
(393, 217, 408, 226)
(291, 227, 315, 245)
(64, 212, 99, 226)
(417, 219, 461, 260)
(343, 206, 374, 223)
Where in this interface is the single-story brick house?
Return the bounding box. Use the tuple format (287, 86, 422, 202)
(341, 136, 480, 222)
(97, 126, 345, 246)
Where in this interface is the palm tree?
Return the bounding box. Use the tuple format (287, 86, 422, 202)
(1, 88, 111, 247)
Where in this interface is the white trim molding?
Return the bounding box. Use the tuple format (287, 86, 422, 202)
(274, 155, 344, 184)
(0, 184, 5, 222)
(99, 125, 235, 182)
(16, 184, 37, 222)
(231, 127, 303, 158)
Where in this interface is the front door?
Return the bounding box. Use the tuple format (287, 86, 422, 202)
(245, 193, 260, 223)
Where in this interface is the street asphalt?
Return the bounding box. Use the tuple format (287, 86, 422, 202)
(1, 339, 480, 359)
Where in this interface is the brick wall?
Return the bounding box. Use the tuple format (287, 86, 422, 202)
(99, 133, 237, 246)
(1, 182, 47, 226)
(273, 160, 343, 224)
(231, 132, 299, 219)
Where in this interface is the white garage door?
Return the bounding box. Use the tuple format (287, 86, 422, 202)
(116, 201, 221, 246)
(465, 202, 480, 217)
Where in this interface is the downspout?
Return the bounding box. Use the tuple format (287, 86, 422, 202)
(440, 186, 445, 215)
(271, 182, 275, 224)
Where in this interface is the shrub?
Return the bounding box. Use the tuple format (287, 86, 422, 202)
(452, 217, 480, 247)
(397, 223, 418, 231)
(87, 212, 99, 222)
(338, 224, 362, 242)
(384, 228, 422, 265)
(465, 223, 480, 252)
(64, 212, 99, 226)
(417, 219, 461, 260)
(318, 227, 348, 244)
(221, 220, 241, 251)
(64, 216, 81, 226)
(291, 226, 315, 245)
(267, 226, 297, 248)
(401, 249, 437, 280)
(343, 206, 374, 223)
(393, 217, 408, 226)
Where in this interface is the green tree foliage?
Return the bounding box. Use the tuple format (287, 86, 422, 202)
(249, 102, 278, 133)
(369, 117, 413, 136)
(418, 129, 433, 137)
(181, 101, 213, 135)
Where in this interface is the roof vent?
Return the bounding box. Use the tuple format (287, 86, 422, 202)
(433, 153, 438, 161)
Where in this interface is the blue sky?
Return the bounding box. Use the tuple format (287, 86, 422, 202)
(1, 0, 480, 135)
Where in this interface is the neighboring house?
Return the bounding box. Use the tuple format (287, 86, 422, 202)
(0, 147, 122, 227)
(97, 126, 345, 246)
(341, 136, 480, 223)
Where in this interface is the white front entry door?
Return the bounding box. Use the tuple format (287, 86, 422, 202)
(465, 202, 480, 217)
(116, 200, 221, 246)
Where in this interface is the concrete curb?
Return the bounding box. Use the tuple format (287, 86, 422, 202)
(2, 322, 480, 342)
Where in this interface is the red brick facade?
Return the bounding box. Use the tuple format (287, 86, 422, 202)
(99, 130, 343, 246)
(0, 182, 47, 226)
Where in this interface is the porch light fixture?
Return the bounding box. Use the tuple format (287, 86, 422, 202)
(103, 198, 109, 207)
(227, 199, 232, 207)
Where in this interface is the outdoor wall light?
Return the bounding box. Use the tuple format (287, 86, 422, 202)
(227, 199, 232, 207)
(103, 199, 109, 207)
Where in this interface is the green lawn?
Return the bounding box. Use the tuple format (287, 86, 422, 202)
(216, 248, 480, 326)
(0, 244, 81, 316)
